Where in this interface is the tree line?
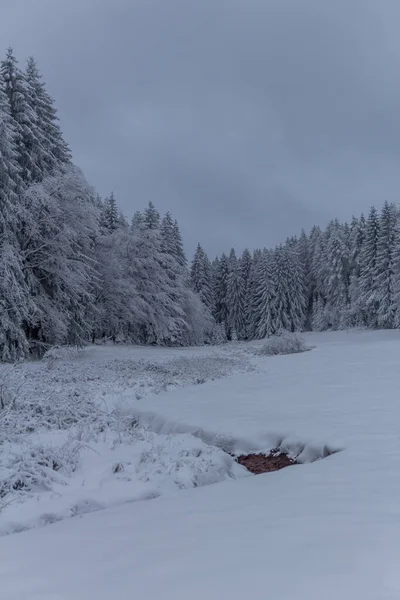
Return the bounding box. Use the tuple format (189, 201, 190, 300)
(191, 202, 400, 340)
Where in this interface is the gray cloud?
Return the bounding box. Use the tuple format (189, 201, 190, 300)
(3, 0, 400, 256)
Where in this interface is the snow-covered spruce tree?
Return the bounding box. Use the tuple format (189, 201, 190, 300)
(347, 215, 366, 327)
(244, 249, 262, 340)
(160, 212, 176, 257)
(269, 245, 306, 333)
(129, 205, 208, 346)
(143, 201, 160, 229)
(285, 245, 307, 332)
(160, 212, 188, 270)
(0, 84, 34, 360)
(358, 206, 380, 328)
(252, 249, 275, 339)
(102, 193, 120, 233)
(226, 248, 246, 340)
(213, 253, 230, 336)
(0, 48, 48, 184)
(391, 217, 400, 327)
(131, 210, 145, 230)
(25, 57, 71, 172)
(91, 227, 143, 343)
(323, 225, 350, 329)
(20, 165, 100, 350)
(296, 230, 313, 330)
(375, 202, 397, 329)
(239, 248, 252, 339)
(128, 207, 183, 344)
(190, 243, 213, 310)
(310, 226, 330, 331)
(172, 219, 187, 268)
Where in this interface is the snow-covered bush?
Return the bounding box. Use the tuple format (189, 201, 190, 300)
(134, 433, 246, 490)
(0, 441, 81, 500)
(0, 366, 24, 410)
(210, 322, 227, 345)
(43, 345, 84, 367)
(258, 331, 310, 356)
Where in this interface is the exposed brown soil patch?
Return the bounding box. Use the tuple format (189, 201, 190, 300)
(236, 450, 296, 474)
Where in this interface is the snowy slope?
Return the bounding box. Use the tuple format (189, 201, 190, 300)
(2, 331, 400, 598)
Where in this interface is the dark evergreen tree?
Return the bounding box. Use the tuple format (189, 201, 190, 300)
(25, 57, 71, 172)
(375, 202, 397, 328)
(358, 206, 380, 328)
(226, 248, 246, 339)
(1, 48, 45, 183)
(190, 244, 213, 309)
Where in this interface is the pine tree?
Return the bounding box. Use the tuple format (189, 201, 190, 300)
(213, 253, 229, 333)
(358, 206, 380, 328)
(285, 246, 307, 331)
(297, 230, 313, 329)
(252, 250, 275, 338)
(324, 226, 350, 329)
(1, 48, 45, 183)
(103, 193, 120, 233)
(160, 212, 175, 256)
(226, 248, 246, 339)
(347, 215, 366, 326)
(25, 57, 71, 172)
(245, 249, 261, 340)
(131, 210, 145, 231)
(21, 166, 99, 349)
(172, 219, 187, 268)
(190, 244, 213, 309)
(310, 226, 329, 329)
(143, 201, 160, 230)
(391, 218, 400, 327)
(375, 202, 397, 328)
(0, 84, 33, 360)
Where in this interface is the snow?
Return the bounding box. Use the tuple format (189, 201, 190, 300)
(2, 331, 400, 598)
(0, 343, 254, 534)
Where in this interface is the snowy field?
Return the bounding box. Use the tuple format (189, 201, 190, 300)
(0, 343, 256, 535)
(2, 331, 400, 598)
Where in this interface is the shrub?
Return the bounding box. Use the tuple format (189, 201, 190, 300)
(258, 331, 310, 356)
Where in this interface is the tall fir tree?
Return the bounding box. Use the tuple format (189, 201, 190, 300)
(102, 193, 120, 233)
(226, 248, 246, 339)
(252, 249, 275, 338)
(358, 206, 380, 328)
(213, 253, 230, 333)
(25, 57, 71, 172)
(0, 81, 33, 360)
(172, 219, 187, 268)
(324, 226, 350, 329)
(190, 244, 213, 310)
(1, 48, 46, 183)
(375, 202, 397, 328)
(143, 201, 160, 230)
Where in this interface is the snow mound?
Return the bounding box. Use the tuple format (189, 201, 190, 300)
(134, 433, 246, 490)
(0, 431, 248, 536)
(131, 410, 340, 463)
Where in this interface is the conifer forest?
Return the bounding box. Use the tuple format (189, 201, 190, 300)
(1, 48, 399, 361)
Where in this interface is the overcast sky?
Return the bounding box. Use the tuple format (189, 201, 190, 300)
(2, 0, 400, 256)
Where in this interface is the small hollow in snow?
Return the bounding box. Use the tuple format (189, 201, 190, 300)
(236, 450, 296, 474)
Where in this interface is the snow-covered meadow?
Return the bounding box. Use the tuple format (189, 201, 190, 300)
(3, 330, 400, 599)
(0, 342, 256, 534)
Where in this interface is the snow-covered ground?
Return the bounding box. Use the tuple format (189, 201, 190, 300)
(0, 343, 255, 534)
(2, 331, 400, 598)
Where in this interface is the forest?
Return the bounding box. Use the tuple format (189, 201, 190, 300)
(0, 48, 398, 361)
